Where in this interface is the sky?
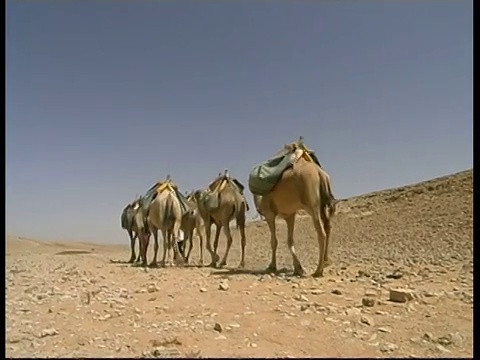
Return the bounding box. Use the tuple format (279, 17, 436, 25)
(6, 0, 473, 244)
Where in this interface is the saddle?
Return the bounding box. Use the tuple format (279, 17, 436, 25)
(142, 176, 192, 215)
(248, 136, 322, 196)
(202, 170, 247, 211)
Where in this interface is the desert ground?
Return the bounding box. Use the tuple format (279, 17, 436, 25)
(6, 169, 473, 358)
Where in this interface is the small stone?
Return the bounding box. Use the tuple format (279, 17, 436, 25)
(389, 288, 414, 303)
(300, 304, 310, 312)
(378, 327, 392, 333)
(331, 289, 342, 295)
(436, 344, 450, 353)
(219, 282, 229, 291)
(325, 317, 340, 323)
(386, 271, 403, 279)
(214, 322, 223, 332)
(40, 328, 58, 338)
(200, 287, 207, 293)
(362, 297, 375, 307)
(215, 335, 227, 340)
(147, 285, 159, 293)
(360, 316, 374, 326)
(311, 289, 324, 295)
(379, 342, 398, 353)
(345, 308, 361, 316)
(250, 343, 258, 348)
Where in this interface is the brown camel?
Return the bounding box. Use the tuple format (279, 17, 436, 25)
(120, 196, 144, 263)
(251, 139, 337, 278)
(176, 191, 209, 266)
(139, 177, 187, 268)
(194, 170, 248, 269)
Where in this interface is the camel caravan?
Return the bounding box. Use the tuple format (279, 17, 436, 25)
(120, 137, 337, 277)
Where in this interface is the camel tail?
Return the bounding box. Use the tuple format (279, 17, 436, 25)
(319, 172, 337, 218)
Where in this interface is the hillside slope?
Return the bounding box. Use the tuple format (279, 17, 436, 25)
(239, 169, 473, 272)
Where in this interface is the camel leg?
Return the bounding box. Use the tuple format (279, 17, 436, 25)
(210, 223, 222, 268)
(219, 219, 234, 268)
(149, 230, 160, 267)
(171, 224, 185, 267)
(237, 211, 247, 269)
(165, 230, 173, 267)
(286, 214, 305, 277)
(311, 210, 327, 278)
(204, 220, 214, 266)
(141, 232, 150, 267)
(265, 214, 278, 273)
(321, 208, 332, 267)
(186, 229, 194, 264)
(138, 230, 148, 267)
(127, 230, 136, 263)
(197, 228, 204, 266)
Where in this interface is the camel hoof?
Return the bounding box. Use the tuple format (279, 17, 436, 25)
(265, 265, 277, 273)
(127, 258, 135, 264)
(237, 262, 245, 269)
(148, 262, 158, 268)
(293, 268, 306, 277)
(323, 260, 332, 268)
(312, 270, 324, 278)
(219, 261, 227, 268)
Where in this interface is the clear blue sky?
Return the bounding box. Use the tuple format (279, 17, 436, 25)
(6, 1, 472, 244)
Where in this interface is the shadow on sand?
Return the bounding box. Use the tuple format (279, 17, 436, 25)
(209, 267, 294, 278)
(56, 250, 92, 256)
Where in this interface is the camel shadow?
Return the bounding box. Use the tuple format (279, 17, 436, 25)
(209, 267, 294, 278)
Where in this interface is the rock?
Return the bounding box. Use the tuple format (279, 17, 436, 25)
(423, 332, 434, 341)
(250, 343, 258, 348)
(300, 304, 310, 312)
(325, 317, 340, 323)
(218, 282, 229, 291)
(436, 332, 463, 347)
(214, 322, 223, 332)
(199, 287, 207, 293)
(386, 271, 403, 279)
(378, 327, 392, 333)
(215, 335, 227, 340)
(147, 285, 159, 293)
(311, 289, 324, 295)
(379, 342, 398, 353)
(331, 289, 342, 295)
(294, 294, 309, 302)
(362, 297, 375, 307)
(345, 308, 361, 316)
(360, 315, 374, 326)
(40, 328, 58, 338)
(389, 288, 414, 303)
(436, 344, 450, 353)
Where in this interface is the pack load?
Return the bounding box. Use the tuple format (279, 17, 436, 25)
(248, 137, 322, 196)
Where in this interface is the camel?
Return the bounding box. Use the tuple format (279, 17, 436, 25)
(139, 177, 187, 267)
(250, 137, 337, 278)
(120, 197, 143, 263)
(194, 170, 248, 269)
(176, 191, 210, 265)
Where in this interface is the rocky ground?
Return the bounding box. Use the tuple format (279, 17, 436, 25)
(6, 169, 473, 358)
